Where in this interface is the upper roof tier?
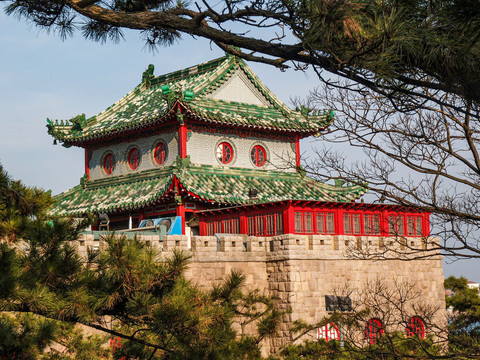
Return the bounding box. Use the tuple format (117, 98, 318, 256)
(46, 55, 333, 146)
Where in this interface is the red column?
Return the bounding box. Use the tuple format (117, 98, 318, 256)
(337, 208, 344, 235)
(283, 202, 295, 234)
(84, 148, 90, 180)
(240, 212, 248, 235)
(199, 217, 207, 236)
(179, 123, 187, 158)
(424, 213, 430, 236)
(295, 136, 301, 169)
(176, 203, 186, 235)
(138, 208, 145, 222)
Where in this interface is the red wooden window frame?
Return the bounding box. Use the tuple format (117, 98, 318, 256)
(364, 318, 384, 345)
(294, 211, 314, 234)
(343, 213, 361, 235)
(216, 142, 233, 164)
(154, 141, 167, 165)
(251, 145, 266, 167)
(246, 212, 283, 236)
(388, 215, 406, 236)
(316, 212, 335, 234)
(103, 153, 115, 175)
(363, 213, 381, 235)
(407, 216, 423, 236)
(200, 205, 428, 237)
(127, 148, 140, 170)
(406, 316, 425, 339)
(205, 217, 241, 236)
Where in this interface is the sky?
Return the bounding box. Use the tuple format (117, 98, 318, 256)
(0, 10, 477, 281)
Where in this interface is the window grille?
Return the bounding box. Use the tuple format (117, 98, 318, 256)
(275, 213, 284, 234)
(214, 220, 222, 234)
(154, 141, 167, 165)
(388, 215, 405, 235)
(407, 216, 423, 236)
(406, 316, 425, 339)
(344, 214, 352, 234)
(232, 218, 240, 234)
(216, 142, 233, 164)
(352, 214, 361, 234)
(317, 213, 325, 233)
(251, 145, 266, 167)
(364, 318, 384, 345)
(223, 219, 231, 233)
(295, 212, 303, 233)
(326, 213, 335, 233)
(364, 214, 381, 235)
(206, 221, 214, 236)
(266, 213, 275, 235)
(305, 212, 314, 233)
(247, 216, 255, 236)
(256, 215, 265, 236)
(415, 217, 423, 236)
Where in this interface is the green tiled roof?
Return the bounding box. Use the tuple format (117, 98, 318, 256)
(47, 55, 332, 145)
(51, 164, 365, 216)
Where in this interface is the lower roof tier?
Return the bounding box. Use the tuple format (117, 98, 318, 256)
(51, 161, 366, 217)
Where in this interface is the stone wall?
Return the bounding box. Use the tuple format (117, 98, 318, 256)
(75, 232, 447, 355)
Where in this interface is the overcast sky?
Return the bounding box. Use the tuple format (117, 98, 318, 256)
(1, 10, 477, 281)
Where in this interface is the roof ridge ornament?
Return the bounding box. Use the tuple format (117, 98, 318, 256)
(142, 64, 155, 87)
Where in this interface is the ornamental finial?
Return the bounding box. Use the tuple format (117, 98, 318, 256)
(142, 64, 155, 86)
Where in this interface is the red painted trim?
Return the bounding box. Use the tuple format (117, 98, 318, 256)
(84, 148, 90, 180)
(295, 136, 301, 169)
(179, 124, 187, 159)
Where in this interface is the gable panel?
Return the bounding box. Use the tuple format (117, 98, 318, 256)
(208, 71, 271, 106)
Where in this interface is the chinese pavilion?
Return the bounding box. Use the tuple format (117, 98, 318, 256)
(47, 54, 428, 239)
(47, 55, 445, 352)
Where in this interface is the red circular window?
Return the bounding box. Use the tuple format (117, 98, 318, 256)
(251, 145, 266, 167)
(154, 142, 167, 165)
(364, 318, 384, 345)
(128, 148, 140, 170)
(216, 142, 233, 164)
(103, 153, 115, 175)
(406, 316, 425, 339)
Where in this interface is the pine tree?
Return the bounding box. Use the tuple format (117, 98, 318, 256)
(0, 164, 278, 359)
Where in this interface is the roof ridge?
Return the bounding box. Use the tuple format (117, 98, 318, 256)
(83, 167, 174, 190)
(186, 163, 302, 179)
(150, 56, 229, 87)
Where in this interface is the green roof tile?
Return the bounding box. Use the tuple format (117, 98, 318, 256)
(47, 55, 332, 145)
(51, 164, 365, 216)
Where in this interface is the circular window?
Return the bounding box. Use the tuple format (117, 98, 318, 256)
(103, 153, 115, 175)
(364, 318, 384, 345)
(251, 145, 266, 167)
(154, 141, 168, 165)
(128, 148, 141, 170)
(216, 142, 233, 164)
(406, 316, 425, 339)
